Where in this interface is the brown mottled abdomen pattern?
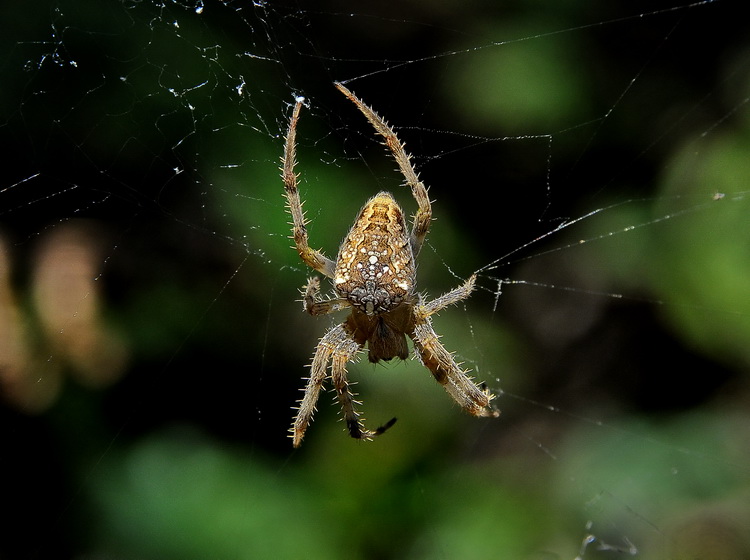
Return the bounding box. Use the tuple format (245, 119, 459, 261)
(334, 191, 415, 315)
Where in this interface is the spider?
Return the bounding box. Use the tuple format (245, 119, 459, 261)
(282, 82, 499, 447)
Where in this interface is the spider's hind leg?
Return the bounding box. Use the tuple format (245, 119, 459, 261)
(281, 99, 337, 279)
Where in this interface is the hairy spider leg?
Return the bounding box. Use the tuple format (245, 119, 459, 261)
(334, 82, 432, 257)
(291, 324, 353, 447)
(291, 322, 395, 447)
(409, 275, 500, 418)
(282, 100, 336, 279)
(302, 276, 350, 316)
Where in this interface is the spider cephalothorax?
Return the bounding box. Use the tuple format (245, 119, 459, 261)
(282, 82, 498, 447)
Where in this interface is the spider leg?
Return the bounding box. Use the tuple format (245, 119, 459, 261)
(291, 323, 349, 447)
(334, 82, 432, 257)
(291, 323, 394, 447)
(410, 275, 499, 418)
(281, 99, 336, 278)
(411, 321, 498, 418)
(329, 336, 396, 442)
(421, 274, 476, 316)
(302, 276, 350, 316)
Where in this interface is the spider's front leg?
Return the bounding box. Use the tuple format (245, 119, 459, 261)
(410, 275, 499, 418)
(291, 322, 395, 447)
(329, 334, 396, 443)
(291, 323, 353, 447)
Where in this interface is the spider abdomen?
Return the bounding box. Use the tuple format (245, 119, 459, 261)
(334, 192, 415, 315)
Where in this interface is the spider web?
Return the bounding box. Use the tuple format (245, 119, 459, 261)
(2, 1, 749, 558)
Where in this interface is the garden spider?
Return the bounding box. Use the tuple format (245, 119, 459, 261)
(282, 82, 498, 447)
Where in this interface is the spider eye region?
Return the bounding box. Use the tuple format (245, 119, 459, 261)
(334, 192, 415, 315)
